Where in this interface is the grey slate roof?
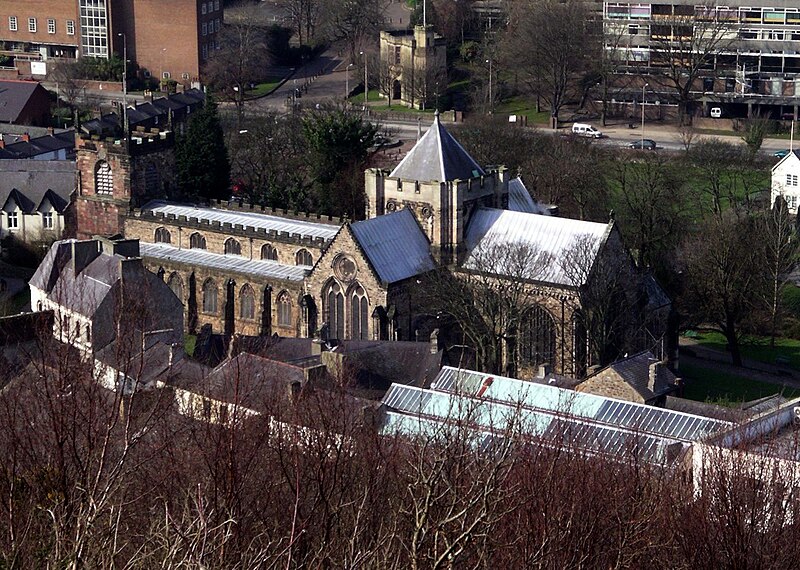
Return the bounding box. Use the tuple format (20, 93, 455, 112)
(586, 350, 677, 401)
(0, 80, 42, 123)
(350, 209, 436, 284)
(0, 130, 75, 159)
(141, 201, 340, 241)
(389, 113, 484, 182)
(0, 160, 74, 213)
(463, 208, 609, 286)
(140, 242, 309, 282)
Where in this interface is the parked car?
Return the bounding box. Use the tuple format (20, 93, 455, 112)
(571, 123, 603, 138)
(628, 139, 657, 150)
(773, 149, 791, 158)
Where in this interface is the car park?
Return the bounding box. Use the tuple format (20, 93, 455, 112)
(628, 139, 657, 150)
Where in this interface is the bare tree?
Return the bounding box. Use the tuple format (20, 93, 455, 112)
(278, 0, 322, 45)
(646, 3, 737, 125)
(501, 0, 595, 128)
(423, 239, 553, 376)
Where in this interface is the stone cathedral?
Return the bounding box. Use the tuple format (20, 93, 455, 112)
(73, 111, 670, 378)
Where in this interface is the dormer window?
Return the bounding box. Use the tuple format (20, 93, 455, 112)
(7, 211, 18, 229)
(42, 211, 53, 229)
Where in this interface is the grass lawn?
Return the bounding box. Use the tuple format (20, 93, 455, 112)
(690, 330, 800, 370)
(679, 360, 800, 406)
(244, 76, 285, 99)
(494, 96, 550, 124)
(348, 89, 382, 104)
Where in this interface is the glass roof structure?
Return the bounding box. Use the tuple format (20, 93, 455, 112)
(380, 367, 734, 465)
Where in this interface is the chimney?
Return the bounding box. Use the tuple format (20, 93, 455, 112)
(21, 133, 30, 142)
(648, 361, 663, 393)
(287, 381, 302, 404)
(71, 240, 101, 275)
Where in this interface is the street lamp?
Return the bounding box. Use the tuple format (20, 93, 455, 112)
(117, 32, 127, 135)
(486, 58, 493, 113)
(346, 63, 354, 99)
(360, 51, 368, 103)
(642, 83, 648, 148)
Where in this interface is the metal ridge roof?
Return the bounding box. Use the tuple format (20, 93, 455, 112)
(141, 201, 340, 241)
(140, 242, 309, 282)
(350, 209, 436, 284)
(389, 113, 484, 182)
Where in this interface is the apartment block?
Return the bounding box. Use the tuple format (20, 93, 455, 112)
(604, 0, 800, 118)
(0, 0, 220, 87)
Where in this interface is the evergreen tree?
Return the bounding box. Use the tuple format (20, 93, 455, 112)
(175, 98, 231, 201)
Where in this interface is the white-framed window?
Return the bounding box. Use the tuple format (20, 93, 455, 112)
(787, 174, 799, 186)
(201, 3, 207, 14)
(789, 195, 798, 211)
(47, 18, 55, 34)
(7, 211, 19, 229)
(215, 18, 220, 32)
(162, 71, 171, 79)
(42, 212, 53, 229)
(28, 17, 37, 33)
(182, 72, 190, 80)
(9, 16, 17, 31)
(215, 0, 220, 11)
(66, 19, 74, 35)
(202, 44, 208, 60)
(202, 22, 207, 36)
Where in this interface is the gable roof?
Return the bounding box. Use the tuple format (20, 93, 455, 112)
(0, 80, 44, 123)
(389, 112, 484, 182)
(463, 208, 610, 286)
(772, 149, 800, 173)
(0, 160, 74, 213)
(350, 209, 436, 284)
(0, 130, 75, 159)
(583, 350, 677, 402)
(507, 176, 550, 215)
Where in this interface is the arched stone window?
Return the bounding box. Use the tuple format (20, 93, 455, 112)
(202, 278, 217, 313)
(325, 281, 344, 340)
(240, 284, 255, 319)
(519, 305, 557, 370)
(295, 248, 313, 266)
(95, 160, 113, 194)
(350, 284, 369, 340)
(224, 238, 242, 256)
(261, 243, 278, 261)
(168, 272, 184, 302)
(277, 291, 292, 327)
(157, 266, 165, 280)
(189, 232, 207, 249)
(154, 227, 171, 244)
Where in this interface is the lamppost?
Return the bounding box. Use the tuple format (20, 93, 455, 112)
(642, 83, 648, 148)
(360, 50, 368, 103)
(346, 63, 354, 99)
(486, 58, 493, 113)
(117, 32, 128, 135)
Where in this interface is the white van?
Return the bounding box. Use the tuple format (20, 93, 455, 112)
(572, 123, 603, 138)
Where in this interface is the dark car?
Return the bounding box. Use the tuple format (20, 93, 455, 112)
(628, 139, 657, 150)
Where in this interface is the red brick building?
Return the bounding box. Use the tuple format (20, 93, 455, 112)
(0, 0, 219, 87)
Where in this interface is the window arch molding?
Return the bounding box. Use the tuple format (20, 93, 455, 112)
(276, 290, 293, 327)
(261, 243, 278, 261)
(346, 282, 370, 340)
(189, 232, 207, 249)
(295, 248, 313, 266)
(224, 237, 242, 256)
(239, 284, 255, 320)
(154, 227, 171, 244)
(202, 278, 218, 314)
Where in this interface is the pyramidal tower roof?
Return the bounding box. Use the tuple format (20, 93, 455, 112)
(389, 111, 485, 182)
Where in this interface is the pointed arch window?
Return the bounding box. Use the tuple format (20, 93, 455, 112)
(168, 272, 184, 302)
(277, 291, 292, 327)
(224, 238, 242, 256)
(295, 248, 313, 266)
(519, 305, 556, 370)
(95, 160, 113, 195)
(155, 227, 171, 244)
(326, 281, 345, 340)
(350, 285, 369, 340)
(189, 232, 207, 249)
(202, 278, 217, 313)
(261, 243, 278, 261)
(240, 284, 255, 320)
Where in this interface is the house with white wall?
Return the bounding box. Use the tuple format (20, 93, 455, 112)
(771, 151, 800, 213)
(0, 160, 73, 243)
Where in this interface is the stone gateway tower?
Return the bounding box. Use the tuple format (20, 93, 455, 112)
(379, 25, 447, 109)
